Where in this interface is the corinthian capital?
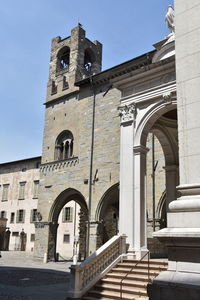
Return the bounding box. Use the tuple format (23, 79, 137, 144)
(119, 104, 136, 124)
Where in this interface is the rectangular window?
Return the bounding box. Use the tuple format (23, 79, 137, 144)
(62, 207, 73, 222)
(63, 234, 70, 243)
(12, 232, 19, 237)
(30, 209, 37, 223)
(33, 180, 39, 199)
(2, 184, 9, 201)
(10, 212, 15, 223)
(18, 182, 26, 200)
(30, 234, 35, 242)
(0, 211, 6, 218)
(16, 209, 25, 223)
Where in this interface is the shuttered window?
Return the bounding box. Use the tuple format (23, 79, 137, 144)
(30, 209, 37, 222)
(2, 184, 9, 201)
(18, 182, 26, 200)
(62, 207, 73, 222)
(16, 209, 25, 223)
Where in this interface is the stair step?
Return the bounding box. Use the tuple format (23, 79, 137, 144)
(116, 263, 167, 271)
(123, 259, 168, 265)
(86, 289, 147, 299)
(83, 296, 148, 300)
(106, 272, 151, 281)
(101, 277, 149, 287)
(95, 283, 147, 295)
(111, 267, 160, 276)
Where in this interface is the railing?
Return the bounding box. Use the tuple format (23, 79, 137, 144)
(67, 234, 127, 299)
(120, 250, 150, 300)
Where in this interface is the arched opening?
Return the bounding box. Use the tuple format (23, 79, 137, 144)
(144, 109, 178, 257)
(48, 188, 88, 261)
(56, 46, 70, 72)
(95, 183, 119, 248)
(55, 130, 74, 161)
(84, 48, 95, 72)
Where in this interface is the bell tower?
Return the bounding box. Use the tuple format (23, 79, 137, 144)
(46, 25, 102, 103)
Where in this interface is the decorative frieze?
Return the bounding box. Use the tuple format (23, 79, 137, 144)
(118, 104, 136, 125)
(40, 156, 79, 173)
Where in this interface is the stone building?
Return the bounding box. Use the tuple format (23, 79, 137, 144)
(0, 156, 80, 258)
(0, 157, 40, 251)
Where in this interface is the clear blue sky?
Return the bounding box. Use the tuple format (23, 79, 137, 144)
(0, 0, 173, 163)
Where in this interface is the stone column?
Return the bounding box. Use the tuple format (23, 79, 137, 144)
(133, 145, 149, 259)
(118, 104, 135, 253)
(88, 222, 99, 256)
(34, 222, 58, 261)
(148, 2, 200, 299)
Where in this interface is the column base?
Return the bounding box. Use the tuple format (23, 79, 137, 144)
(148, 271, 200, 300)
(149, 226, 200, 299)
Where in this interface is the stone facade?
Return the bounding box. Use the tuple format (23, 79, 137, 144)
(0, 157, 40, 252)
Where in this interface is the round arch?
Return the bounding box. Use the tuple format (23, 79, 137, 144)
(95, 183, 119, 222)
(134, 100, 177, 147)
(151, 122, 178, 166)
(49, 188, 88, 223)
(95, 183, 119, 247)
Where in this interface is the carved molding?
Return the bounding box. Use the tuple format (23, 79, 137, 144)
(118, 104, 136, 124)
(40, 156, 79, 173)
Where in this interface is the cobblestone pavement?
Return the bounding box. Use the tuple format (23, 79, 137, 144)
(0, 251, 74, 300)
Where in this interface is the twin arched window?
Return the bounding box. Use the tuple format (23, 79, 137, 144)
(56, 46, 96, 74)
(55, 130, 74, 160)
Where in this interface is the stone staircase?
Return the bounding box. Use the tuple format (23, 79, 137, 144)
(83, 259, 168, 300)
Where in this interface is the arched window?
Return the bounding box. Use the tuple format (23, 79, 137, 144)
(57, 47, 70, 72)
(84, 48, 95, 72)
(55, 130, 74, 160)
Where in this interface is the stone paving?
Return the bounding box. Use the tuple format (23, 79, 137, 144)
(0, 251, 73, 300)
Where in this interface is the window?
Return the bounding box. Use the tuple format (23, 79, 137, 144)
(63, 234, 70, 243)
(2, 184, 9, 201)
(62, 207, 73, 222)
(51, 80, 57, 95)
(0, 211, 6, 218)
(30, 209, 37, 223)
(30, 234, 35, 242)
(55, 130, 74, 160)
(84, 48, 95, 72)
(12, 232, 19, 237)
(57, 47, 70, 72)
(62, 76, 69, 90)
(10, 212, 15, 223)
(33, 181, 39, 199)
(18, 182, 26, 200)
(16, 209, 25, 223)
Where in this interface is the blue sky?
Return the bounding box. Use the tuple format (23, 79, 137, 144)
(0, 0, 173, 163)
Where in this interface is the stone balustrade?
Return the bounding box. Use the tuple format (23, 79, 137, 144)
(40, 156, 79, 173)
(67, 234, 127, 299)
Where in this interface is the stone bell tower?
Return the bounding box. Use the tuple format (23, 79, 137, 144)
(46, 24, 102, 103)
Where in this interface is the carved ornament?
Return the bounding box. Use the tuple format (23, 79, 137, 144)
(118, 104, 136, 124)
